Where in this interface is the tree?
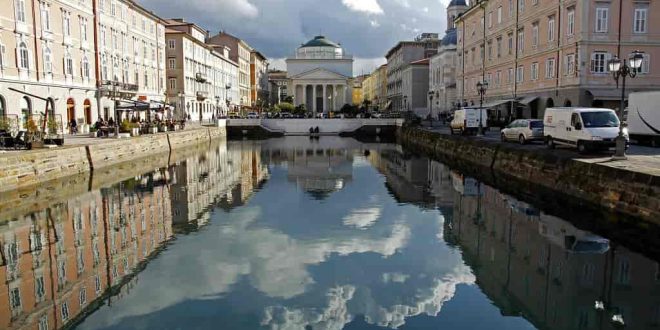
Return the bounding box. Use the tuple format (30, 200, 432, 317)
(277, 102, 295, 112)
(293, 104, 307, 116)
(340, 104, 358, 117)
(283, 96, 294, 103)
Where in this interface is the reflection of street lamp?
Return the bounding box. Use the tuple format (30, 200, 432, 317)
(607, 50, 643, 160)
(428, 91, 434, 126)
(403, 95, 408, 112)
(476, 81, 488, 136)
(177, 92, 184, 121)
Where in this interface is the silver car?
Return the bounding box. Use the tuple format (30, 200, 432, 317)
(501, 119, 544, 144)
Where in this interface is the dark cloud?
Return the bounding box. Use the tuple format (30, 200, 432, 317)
(139, 0, 449, 61)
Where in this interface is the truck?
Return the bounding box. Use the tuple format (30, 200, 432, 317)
(626, 91, 660, 147)
(450, 107, 488, 135)
(543, 107, 627, 154)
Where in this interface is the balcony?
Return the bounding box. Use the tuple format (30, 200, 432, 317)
(196, 91, 208, 101)
(195, 72, 207, 83)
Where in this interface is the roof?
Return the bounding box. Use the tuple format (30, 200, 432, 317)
(385, 41, 427, 59)
(441, 28, 457, 46)
(448, 0, 467, 6)
(410, 58, 430, 65)
(300, 35, 341, 48)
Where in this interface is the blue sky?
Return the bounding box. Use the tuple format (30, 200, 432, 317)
(139, 0, 451, 74)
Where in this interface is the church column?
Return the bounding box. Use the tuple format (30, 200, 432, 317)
(302, 84, 307, 108)
(312, 85, 317, 113)
(322, 84, 327, 114)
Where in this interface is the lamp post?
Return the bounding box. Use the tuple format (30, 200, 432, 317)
(428, 91, 434, 127)
(476, 80, 488, 136)
(403, 95, 408, 112)
(607, 50, 643, 160)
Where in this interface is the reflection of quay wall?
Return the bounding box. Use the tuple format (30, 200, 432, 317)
(0, 184, 172, 330)
(450, 184, 660, 330)
(398, 127, 660, 224)
(0, 126, 226, 193)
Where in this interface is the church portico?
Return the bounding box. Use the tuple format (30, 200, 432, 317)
(291, 78, 350, 113)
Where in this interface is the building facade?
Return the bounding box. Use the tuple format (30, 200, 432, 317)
(385, 33, 440, 111)
(207, 32, 252, 108)
(0, 0, 97, 133)
(286, 35, 353, 114)
(402, 58, 430, 116)
(96, 0, 167, 123)
(250, 51, 269, 110)
(456, 0, 660, 120)
(164, 19, 238, 122)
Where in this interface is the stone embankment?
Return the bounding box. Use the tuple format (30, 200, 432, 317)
(0, 127, 225, 193)
(398, 127, 660, 224)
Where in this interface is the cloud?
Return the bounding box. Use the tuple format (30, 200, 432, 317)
(342, 0, 384, 15)
(343, 207, 382, 229)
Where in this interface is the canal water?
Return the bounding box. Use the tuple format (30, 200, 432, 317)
(1, 136, 658, 330)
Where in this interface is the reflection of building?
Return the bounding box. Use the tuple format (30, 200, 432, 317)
(287, 148, 353, 200)
(0, 172, 172, 330)
(448, 182, 660, 330)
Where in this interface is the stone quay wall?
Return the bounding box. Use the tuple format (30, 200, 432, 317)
(0, 127, 225, 193)
(398, 127, 660, 224)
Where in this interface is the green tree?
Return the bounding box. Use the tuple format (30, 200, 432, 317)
(277, 102, 295, 112)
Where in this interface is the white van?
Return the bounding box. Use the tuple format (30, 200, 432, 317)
(450, 107, 488, 135)
(543, 107, 628, 153)
(627, 91, 660, 147)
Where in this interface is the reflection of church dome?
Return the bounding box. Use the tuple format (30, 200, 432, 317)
(299, 178, 345, 200)
(441, 28, 458, 46)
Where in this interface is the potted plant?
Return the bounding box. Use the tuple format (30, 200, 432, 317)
(149, 123, 158, 134)
(26, 119, 41, 149)
(130, 122, 140, 137)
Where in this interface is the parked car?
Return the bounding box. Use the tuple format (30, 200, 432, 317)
(246, 112, 259, 119)
(450, 107, 488, 135)
(543, 107, 628, 153)
(500, 119, 544, 144)
(626, 91, 660, 147)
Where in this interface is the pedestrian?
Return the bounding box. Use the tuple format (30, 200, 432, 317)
(69, 118, 77, 134)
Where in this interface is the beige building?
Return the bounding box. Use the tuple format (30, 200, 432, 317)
(250, 50, 269, 109)
(96, 0, 167, 122)
(456, 0, 660, 120)
(0, 0, 97, 133)
(363, 64, 389, 111)
(208, 32, 252, 108)
(164, 19, 239, 122)
(402, 58, 430, 115)
(385, 33, 440, 111)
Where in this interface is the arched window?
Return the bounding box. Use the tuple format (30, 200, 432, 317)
(18, 42, 29, 70)
(46, 97, 55, 120)
(43, 46, 52, 73)
(20, 96, 31, 127)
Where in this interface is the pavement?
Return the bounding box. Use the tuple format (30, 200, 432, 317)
(421, 121, 660, 177)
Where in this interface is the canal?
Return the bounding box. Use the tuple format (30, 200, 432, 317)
(1, 136, 658, 330)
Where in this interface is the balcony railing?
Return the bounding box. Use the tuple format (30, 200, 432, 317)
(195, 72, 207, 83)
(196, 91, 208, 100)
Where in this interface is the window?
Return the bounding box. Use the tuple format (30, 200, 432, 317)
(81, 18, 88, 42)
(63, 11, 71, 36)
(531, 62, 538, 80)
(111, 0, 116, 16)
(517, 29, 524, 52)
(633, 52, 651, 74)
(496, 37, 502, 57)
(16, 0, 26, 23)
(548, 16, 555, 41)
(10, 287, 21, 311)
(18, 42, 29, 70)
(565, 53, 575, 75)
(64, 51, 73, 76)
(79, 288, 87, 305)
(35, 276, 46, 301)
(590, 52, 609, 73)
(532, 22, 539, 47)
(40, 2, 51, 31)
(168, 39, 175, 49)
(168, 58, 175, 69)
(495, 70, 501, 85)
(488, 12, 493, 28)
(43, 47, 52, 73)
(634, 6, 648, 33)
(61, 301, 69, 321)
(567, 7, 575, 35)
(497, 6, 502, 24)
(38, 315, 48, 330)
(546, 58, 555, 78)
(169, 78, 176, 89)
(595, 7, 609, 33)
(487, 41, 492, 60)
(509, 0, 514, 17)
(518, 0, 525, 12)
(101, 27, 106, 48)
(516, 66, 524, 83)
(508, 33, 513, 55)
(532, 0, 538, 5)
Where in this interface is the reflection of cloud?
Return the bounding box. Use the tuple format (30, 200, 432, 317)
(343, 207, 382, 229)
(262, 286, 356, 330)
(261, 265, 475, 330)
(382, 272, 409, 283)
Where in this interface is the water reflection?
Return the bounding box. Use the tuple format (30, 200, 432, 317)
(0, 137, 658, 329)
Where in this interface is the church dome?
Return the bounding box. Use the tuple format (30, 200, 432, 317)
(300, 36, 341, 48)
(448, 0, 467, 6)
(441, 28, 458, 46)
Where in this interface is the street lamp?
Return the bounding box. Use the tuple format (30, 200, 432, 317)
(476, 80, 488, 136)
(607, 50, 643, 160)
(403, 95, 408, 112)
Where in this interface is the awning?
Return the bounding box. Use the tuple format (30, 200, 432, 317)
(482, 99, 515, 108)
(588, 89, 622, 100)
(115, 100, 149, 111)
(517, 96, 539, 105)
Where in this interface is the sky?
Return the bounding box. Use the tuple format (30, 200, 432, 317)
(139, 0, 451, 76)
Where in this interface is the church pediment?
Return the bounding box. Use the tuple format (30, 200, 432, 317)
(291, 68, 348, 80)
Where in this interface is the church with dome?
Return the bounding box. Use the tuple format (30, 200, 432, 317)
(286, 36, 354, 114)
(429, 0, 468, 117)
